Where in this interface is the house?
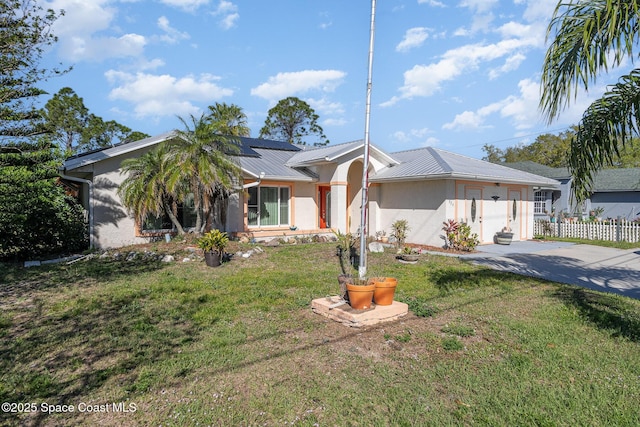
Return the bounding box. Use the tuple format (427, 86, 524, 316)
(505, 161, 640, 220)
(61, 133, 558, 249)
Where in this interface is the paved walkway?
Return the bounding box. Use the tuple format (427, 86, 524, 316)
(458, 241, 640, 300)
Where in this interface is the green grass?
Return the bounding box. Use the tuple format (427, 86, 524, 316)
(535, 235, 640, 250)
(1, 241, 639, 426)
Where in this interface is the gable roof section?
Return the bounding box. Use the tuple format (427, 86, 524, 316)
(239, 148, 317, 181)
(64, 131, 179, 171)
(285, 140, 399, 167)
(371, 147, 558, 187)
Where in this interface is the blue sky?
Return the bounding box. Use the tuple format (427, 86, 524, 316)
(39, 0, 617, 159)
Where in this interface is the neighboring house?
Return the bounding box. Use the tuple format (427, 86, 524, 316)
(505, 161, 640, 221)
(61, 133, 558, 249)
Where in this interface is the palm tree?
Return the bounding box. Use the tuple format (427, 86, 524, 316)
(540, 0, 640, 202)
(118, 144, 186, 235)
(207, 102, 250, 137)
(166, 112, 242, 234)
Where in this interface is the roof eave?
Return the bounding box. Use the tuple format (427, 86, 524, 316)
(371, 172, 559, 187)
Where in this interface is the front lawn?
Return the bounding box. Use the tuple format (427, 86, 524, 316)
(1, 241, 639, 426)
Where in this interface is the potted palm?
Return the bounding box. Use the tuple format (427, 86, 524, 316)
(335, 230, 374, 309)
(197, 229, 229, 267)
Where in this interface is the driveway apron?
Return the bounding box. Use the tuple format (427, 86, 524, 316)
(461, 241, 640, 300)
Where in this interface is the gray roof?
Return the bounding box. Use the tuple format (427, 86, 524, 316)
(371, 147, 559, 187)
(505, 161, 640, 192)
(503, 161, 571, 180)
(63, 131, 557, 187)
(286, 140, 399, 167)
(239, 148, 317, 181)
(593, 168, 640, 192)
(64, 131, 178, 171)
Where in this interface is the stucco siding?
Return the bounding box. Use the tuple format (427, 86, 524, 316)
(91, 152, 150, 249)
(292, 182, 318, 230)
(376, 180, 449, 246)
(590, 192, 640, 220)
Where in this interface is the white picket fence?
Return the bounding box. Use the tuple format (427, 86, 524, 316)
(534, 219, 640, 243)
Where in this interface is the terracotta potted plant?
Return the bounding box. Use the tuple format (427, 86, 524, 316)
(346, 278, 375, 310)
(197, 229, 229, 267)
(335, 230, 374, 309)
(370, 276, 398, 305)
(375, 230, 389, 243)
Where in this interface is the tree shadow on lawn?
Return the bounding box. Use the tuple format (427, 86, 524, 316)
(0, 257, 170, 301)
(550, 287, 640, 342)
(0, 258, 194, 426)
(426, 265, 537, 294)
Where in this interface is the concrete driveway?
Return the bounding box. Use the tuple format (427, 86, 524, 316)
(460, 241, 640, 300)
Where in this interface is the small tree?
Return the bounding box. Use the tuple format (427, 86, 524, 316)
(390, 219, 410, 248)
(41, 87, 150, 155)
(259, 97, 329, 146)
(0, 142, 88, 260)
(0, 0, 67, 140)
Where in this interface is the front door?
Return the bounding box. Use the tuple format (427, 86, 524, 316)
(319, 186, 331, 228)
(465, 187, 483, 241)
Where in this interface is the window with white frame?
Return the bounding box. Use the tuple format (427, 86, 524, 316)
(247, 186, 290, 226)
(534, 191, 546, 214)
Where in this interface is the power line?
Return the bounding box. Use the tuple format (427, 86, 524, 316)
(458, 126, 573, 149)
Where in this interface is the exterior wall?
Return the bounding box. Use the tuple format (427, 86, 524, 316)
(589, 191, 640, 220)
(88, 150, 153, 249)
(292, 182, 318, 229)
(374, 180, 450, 246)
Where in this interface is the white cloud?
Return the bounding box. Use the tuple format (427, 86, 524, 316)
(418, 0, 445, 6)
(213, 1, 239, 29)
(157, 16, 190, 44)
(251, 70, 347, 101)
(443, 78, 542, 131)
(307, 98, 345, 116)
(105, 71, 233, 118)
(396, 27, 430, 53)
(459, 0, 499, 13)
(159, 0, 210, 11)
(383, 33, 539, 106)
(392, 128, 433, 144)
(488, 53, 526, 79)
(45, 0, 147, 61)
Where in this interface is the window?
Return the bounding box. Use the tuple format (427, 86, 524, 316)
(248, 186, 290, 227)
(141, 194, 197, 232)
(534, 191, 546, 214)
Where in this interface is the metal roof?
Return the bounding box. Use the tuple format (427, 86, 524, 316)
(239, 148, 317, 181)
(64, 131, 179, 171)
(371, 147, 559, 186)
(63, 131, 557, 187)
(285, 139, 399, 167)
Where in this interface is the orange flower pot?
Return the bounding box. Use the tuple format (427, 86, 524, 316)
(370, 277, 398, 306)
(346, 282, 375, 310)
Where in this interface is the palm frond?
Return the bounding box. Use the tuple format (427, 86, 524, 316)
(570, 68, 640, 201)
(541, 0, 640, 122)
